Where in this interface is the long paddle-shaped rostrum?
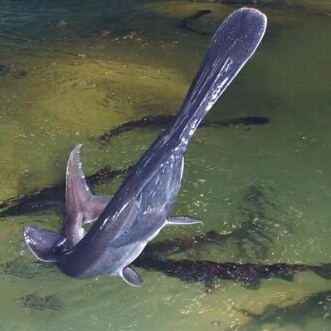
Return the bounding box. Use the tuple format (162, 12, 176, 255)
(23, 8, 267, 286)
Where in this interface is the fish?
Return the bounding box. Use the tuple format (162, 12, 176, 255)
(23, 7, 267, 286)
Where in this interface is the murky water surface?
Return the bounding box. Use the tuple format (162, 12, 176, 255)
(0, 0, 331, 330)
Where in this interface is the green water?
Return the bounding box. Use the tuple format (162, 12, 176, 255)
(0, 0, 331, 330)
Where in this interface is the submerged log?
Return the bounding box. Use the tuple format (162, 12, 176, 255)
(178, 10, 212, 35)
(135, 232, 331, 288)
(135, 256, 331, 288)
(98, 114, 269, 143)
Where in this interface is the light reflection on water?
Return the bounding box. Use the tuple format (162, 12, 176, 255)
(0, 1, 331, 330)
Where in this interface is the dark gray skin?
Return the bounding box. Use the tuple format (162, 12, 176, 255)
(23, 8, 267, 286)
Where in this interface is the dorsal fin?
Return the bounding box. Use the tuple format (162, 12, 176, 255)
(65, 144, 111, 247)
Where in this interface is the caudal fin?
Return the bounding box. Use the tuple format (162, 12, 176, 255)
(23, 226, 65, 262)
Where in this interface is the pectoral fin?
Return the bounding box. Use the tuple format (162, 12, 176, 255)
(166, 216, 202, 226)
(121, 267, 142, 287)
(23, 226, 65, 262)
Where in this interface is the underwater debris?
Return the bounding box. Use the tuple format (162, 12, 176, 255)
(0, 257, 53, 279)
(0, 64, 27, 79)
(228, 184, 288, 261)
(18, 293, 61, 311)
